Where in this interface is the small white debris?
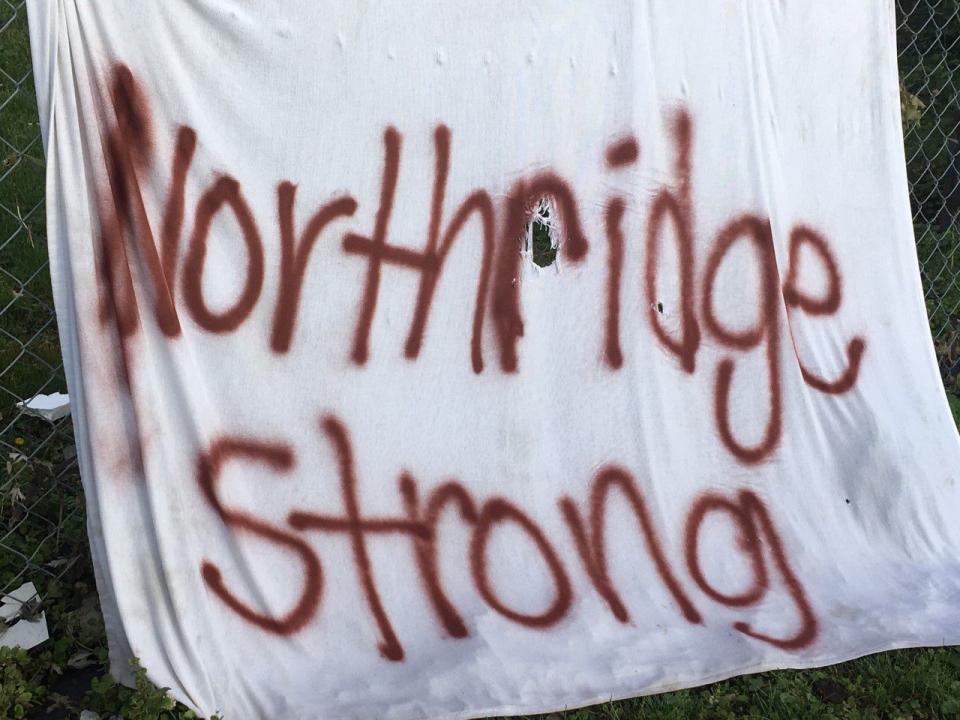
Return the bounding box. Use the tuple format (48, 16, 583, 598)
(0, 582, 49, 650)
(17, 392, 70, 422)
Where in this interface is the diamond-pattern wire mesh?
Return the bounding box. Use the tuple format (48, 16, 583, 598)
(0, 3, 958, 606)
(1, 0, 88, 616)
(899, 0, 960, 382)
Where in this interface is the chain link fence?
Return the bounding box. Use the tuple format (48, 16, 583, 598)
(1, 1, 959, 619)
(899, 0, 960, 384)
(1, 1, 89, 626)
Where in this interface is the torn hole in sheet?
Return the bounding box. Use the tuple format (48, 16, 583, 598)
(526, 197, 560, 270)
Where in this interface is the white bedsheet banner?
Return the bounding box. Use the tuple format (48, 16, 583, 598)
(26, 2, 960, 718)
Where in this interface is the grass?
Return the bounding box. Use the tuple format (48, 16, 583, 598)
(2, 2, 960, 718)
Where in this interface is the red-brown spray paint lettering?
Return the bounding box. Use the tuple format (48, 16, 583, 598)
(271, 183, 358, 353)
(95, 62, 190, 445)
(684, 489, 818, 650)
(97, 114, 142, 339)
(109, 64, 154, 166)
(93, 68, 863, 485)
(404, 126, 496, 374)
(94, 68, 866, 456)
(492, 174, 590, 372)
(182, 176, 265, 333)
(288, 415, 429, 661)
(645, 110, 700, 373)
(99, 64, 181, 340)
(97, 181, 139, 344)
(160, 126, 197, 289)
(405, 478, 574, 634)
(683, 492, 768, 606)
(197, 438, 323, 635)
(783, 225, 866, 393)
(602, 135, 640, 369)
(604, 198, 627, 369)
(401, 476, 478, 639)
(470, 497, 573, 627)
(94, 96, 148, 469)
(702, 214, 783, 464)
(343, 125, 496, 373)
(197, 414, 818, 656)
(606, 136, 640, 168)
(343, 127, 402, 366)
(559, 466, 702, 624)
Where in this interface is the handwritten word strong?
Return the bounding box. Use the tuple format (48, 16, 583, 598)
(198, 414, 819, 662)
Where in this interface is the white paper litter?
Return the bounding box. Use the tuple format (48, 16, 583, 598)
(0, 582, 49, 650)
(16, 392, 70, 422)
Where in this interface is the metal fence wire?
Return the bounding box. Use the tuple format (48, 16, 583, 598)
(1, 2, 959, 611)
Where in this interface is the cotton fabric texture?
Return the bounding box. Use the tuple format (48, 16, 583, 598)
(27, 2, 960, 719)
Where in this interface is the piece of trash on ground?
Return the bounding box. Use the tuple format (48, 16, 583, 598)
(17, 392, 71, 422)
(0, 581, 49, 649)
